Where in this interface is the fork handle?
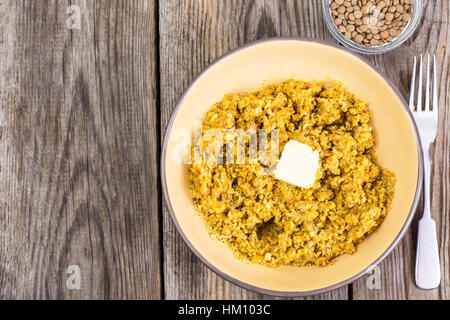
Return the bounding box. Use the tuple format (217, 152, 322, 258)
(415, 146, 441, 290)
(415, 217, 441, 289)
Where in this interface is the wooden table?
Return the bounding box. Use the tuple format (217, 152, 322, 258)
(0, 0, 448, 300)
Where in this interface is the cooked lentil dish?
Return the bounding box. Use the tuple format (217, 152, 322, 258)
(188, 79, 395, 267)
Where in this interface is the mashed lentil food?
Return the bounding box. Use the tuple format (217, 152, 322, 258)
(188, 79, 395, 267)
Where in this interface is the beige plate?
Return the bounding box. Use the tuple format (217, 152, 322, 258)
(161, 38, 423, 296)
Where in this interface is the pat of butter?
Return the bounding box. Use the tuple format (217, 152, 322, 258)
(273, 140, 319, 189)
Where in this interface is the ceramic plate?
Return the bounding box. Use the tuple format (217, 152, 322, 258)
(161, 38, 423, 296)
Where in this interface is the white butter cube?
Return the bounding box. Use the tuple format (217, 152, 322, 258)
(273, 140, 319, 189)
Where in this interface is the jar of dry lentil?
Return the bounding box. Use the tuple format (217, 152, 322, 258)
(322, 0, 423, 54)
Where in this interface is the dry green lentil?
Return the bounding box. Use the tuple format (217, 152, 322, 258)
(329, 0, 414, 47)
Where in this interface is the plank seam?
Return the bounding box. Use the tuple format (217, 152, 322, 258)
(155, 0, 165, 301)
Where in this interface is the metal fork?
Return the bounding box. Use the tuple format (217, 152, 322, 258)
(409, 54, 441, 290)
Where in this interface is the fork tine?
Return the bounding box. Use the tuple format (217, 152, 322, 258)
(417, 54, 423, 111)
(425, 54, 431, 111)
(409, 56, 417, 110)
(432, 55, 438, 115)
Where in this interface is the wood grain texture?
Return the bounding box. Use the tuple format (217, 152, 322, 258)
(0, 0, 161, 299)
(352, 0, 450, 300)
(0, 0, 448, 300)
(159, 0, 347, 300)
(160, 0, 449, 300)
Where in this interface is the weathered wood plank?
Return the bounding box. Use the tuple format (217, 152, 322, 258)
(352, 0, 450, 300)
(0, 0, 161, 299)
(0, 0, 447, 300)
(160, 0, 347, 300)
